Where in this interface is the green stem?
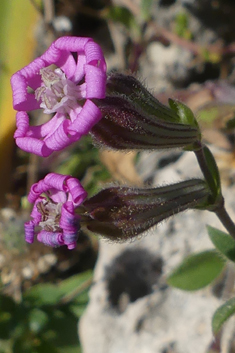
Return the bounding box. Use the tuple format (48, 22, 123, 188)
(215, 205, 235, 240)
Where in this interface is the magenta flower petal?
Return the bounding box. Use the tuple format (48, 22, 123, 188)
(55, 36, 90, 52)
(11, 72, 41, 111)
(30, 200, 43, 223)
(60, 202, 77, 231)
(83, 39, 107, 71)
(73, 55, 86, 83)
(16, 137, 52, 157)
(29, 114, 65, 138)
(14, 112, 52, 156)
(50, 190, 67, 204)
(29, 180, 50, 203)
(85, 65, 107, 98)
(44, 173, 68, 191)
(26, 173, 87, 249)
(58, 53, 77, 80)
(25, 221, 35, 244)
(66, 178, 87, 205)
(52, 37, 90, 79)
(68, 100, 102, 136)
(68, 105, 83, 125)
(60, 203, 79, 249)
(66, 242, 77, 250)
(37, 231, 64, 247)
(14, 112, 29, 138)
(11, 36, 107, 156)
(43, 120, 78, 151)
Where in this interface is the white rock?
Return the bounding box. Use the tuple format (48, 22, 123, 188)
(79, 150, 235, 353)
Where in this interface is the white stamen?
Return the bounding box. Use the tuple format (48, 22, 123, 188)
(37, 200, 62, 232)
(35, 67, 85, 115)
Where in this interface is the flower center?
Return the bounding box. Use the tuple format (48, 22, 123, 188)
(35, 67, 84, 115)
(37, 199, 62, 232)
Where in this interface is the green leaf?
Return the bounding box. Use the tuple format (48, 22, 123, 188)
(23, 284, 62, 307)
(168, 99, 200, 129)
(167, 250, 226, 291)
(202, 145, 221, 198)
(174, 12, 191, 40)
(69, 290, 90, 318)
(140, 0, 153, 21)
(12, 336, 59, 353)
(28, 308, 48, 333)
(197, 103, 235, 127)
(0, 294, 16, 313)
(69, 302, 88, 318)
(58, 271, 92, 293)
(58, 345, 82, 353)
(41, 307, 80, 351)
(107, 6, 135, 28)
(23, 271, 93, 307)
(208, 225, 235, 262)
(212, 297, 235, 334)
(58, 270, 93, 298)
(0, 339, 11, 353)
(0, 294, 18, 339)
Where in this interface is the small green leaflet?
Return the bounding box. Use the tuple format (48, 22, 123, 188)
(167, 250, 226, 291)
(207, 225, 235, 262)
(212, 297, 235, 334)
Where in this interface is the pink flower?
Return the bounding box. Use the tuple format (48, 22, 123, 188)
(25, 173, 87, 249)
(11, 36, 107, 157)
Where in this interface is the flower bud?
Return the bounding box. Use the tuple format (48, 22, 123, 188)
(80, 179, 210, 241)
(106, 72, 180, 123)
(91, 96, 200, 150)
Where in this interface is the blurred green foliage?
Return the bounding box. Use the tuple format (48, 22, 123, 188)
(174, 12, 192, 40)
(106, 5, 140, 40)
(140, 0, 153, 22)
(0, 271, 92, 353)
(55, 136, 111, 196)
